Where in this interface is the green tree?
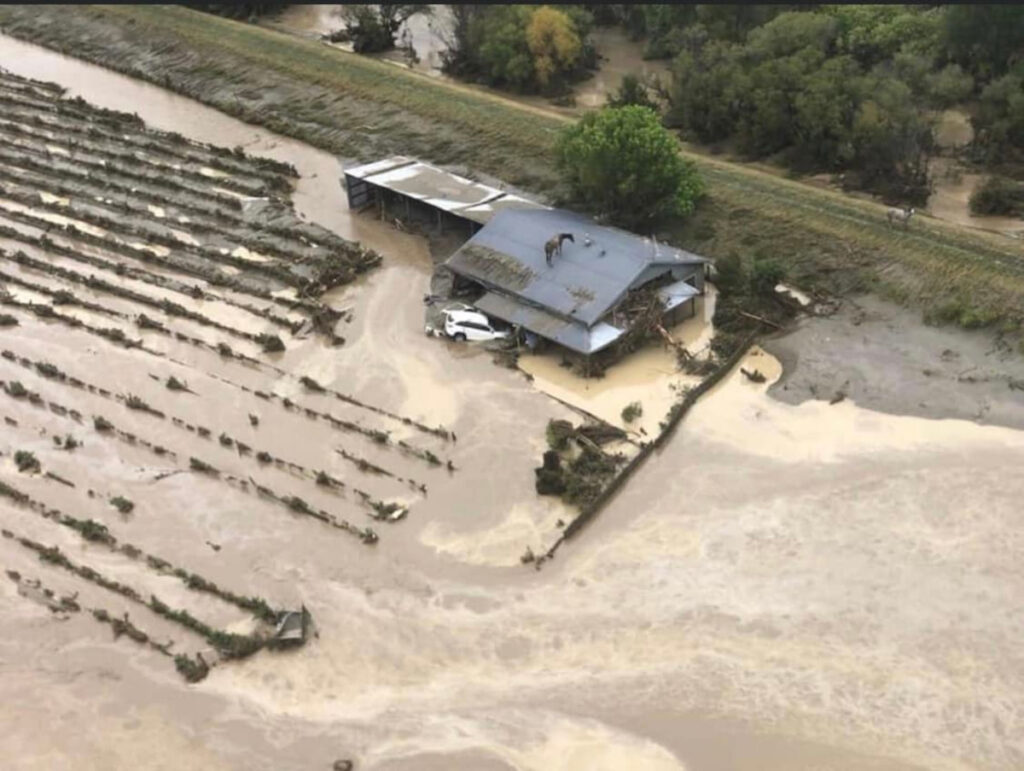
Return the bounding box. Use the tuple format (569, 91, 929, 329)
(607, 73, 658, 111)
(827, 5, 942, 69)
(925, 64, 974, 109)
(555, 105, 704, 227)
(847, 75, 934, 204)
(793, 54, 861, 169)
(526, 6, 582, 91)
(477, 5, 536, 90)
(972, 73, 1024, 164)
(442, 5, 591, 93)
(667, 40, 746, 140)
(942, 5, 1024, 82)
(338, 4, 429, 54)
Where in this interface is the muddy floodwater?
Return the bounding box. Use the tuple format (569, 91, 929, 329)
(2, 33, 1024, 771)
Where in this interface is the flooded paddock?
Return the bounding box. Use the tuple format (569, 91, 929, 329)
(1, 33, 1024, 771)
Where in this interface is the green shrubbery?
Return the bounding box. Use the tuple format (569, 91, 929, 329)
(970, 176, 1024, 216)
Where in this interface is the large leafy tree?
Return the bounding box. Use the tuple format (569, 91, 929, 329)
(972, 73, 1024, 164)
(556, 106, 704, 228)
(943, 5, 1024, 81)
(526, 6, 582, 89)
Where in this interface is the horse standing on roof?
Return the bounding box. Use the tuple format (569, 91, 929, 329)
(544, 233, 574, 266)
(887, 206, 915, 229)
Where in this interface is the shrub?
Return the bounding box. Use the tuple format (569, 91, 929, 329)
(110, 495, 134, 515)
(337, 4, 428, 54)
(713, 253, 746, 296)
(621, 401, 643, 422)
(14, 450, 40, 473)
(189, 457, 217, 474)
(0, 314, 19, 327)
(256, 333, 285, 353)
(925, 63, 974, 109)
(969, 176, 1024, 216)
(546, 419, 574, 451)
(750, 259, 787, 295)
(607, 74, 659, 111)
(556, 106, 704, 228)
(6, 381, 28, 398)
(93, 415, 114, 432)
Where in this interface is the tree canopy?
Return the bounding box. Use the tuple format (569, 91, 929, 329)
(555, 105, 703, 227)
(442, 5, 593, 94)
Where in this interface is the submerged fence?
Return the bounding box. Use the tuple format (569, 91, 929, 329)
(540, 330, 759, 562)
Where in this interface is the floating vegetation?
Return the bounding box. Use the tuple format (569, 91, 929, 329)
(110, 495, 134, 515)
(166, 375, 189, 392)
(256, 333, 285, 353)
(14, 450, 40, 473)
(188, 456, 217, 474)
(299, 375, 325, 392)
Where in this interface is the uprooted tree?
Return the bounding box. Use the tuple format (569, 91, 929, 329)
(555, 105, 704, 229)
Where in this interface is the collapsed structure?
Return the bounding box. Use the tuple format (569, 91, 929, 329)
(344, 156, 708, 365)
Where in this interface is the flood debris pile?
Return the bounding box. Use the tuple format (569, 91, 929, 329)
(534, 419, 628, 508)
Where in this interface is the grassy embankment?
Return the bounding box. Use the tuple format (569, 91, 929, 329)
(1, 4, 1022, 347)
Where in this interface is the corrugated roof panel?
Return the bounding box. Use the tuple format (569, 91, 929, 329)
(447, 208, 707, 326)
(344, 156, 415, 180)
(658, 279, 700, 312)
(475, 291, 625, 354)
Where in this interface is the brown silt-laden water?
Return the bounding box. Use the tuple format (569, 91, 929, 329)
(1, 33, 1023, 771)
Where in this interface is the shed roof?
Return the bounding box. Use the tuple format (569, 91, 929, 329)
(475, 291, 625, 355)
(344, 156, 548, 225)
(445, 208, 707, 326)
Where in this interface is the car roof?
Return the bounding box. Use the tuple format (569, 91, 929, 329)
(445, 309, 489, 323)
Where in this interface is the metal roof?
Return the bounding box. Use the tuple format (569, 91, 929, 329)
(658, 279, 700, 312)
(446, 208, 707, 326)
(344, 156, 548, 225)
(474, 291, 625, 355)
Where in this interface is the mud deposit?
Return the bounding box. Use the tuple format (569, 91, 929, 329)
(2, 35, 1024, 771)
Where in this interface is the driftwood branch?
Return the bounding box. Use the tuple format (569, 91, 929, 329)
(739, 310, 784, 330)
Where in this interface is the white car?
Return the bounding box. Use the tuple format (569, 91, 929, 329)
(441, 309, 510, 342)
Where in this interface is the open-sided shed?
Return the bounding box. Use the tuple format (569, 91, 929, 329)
(343, 156, 547, 235)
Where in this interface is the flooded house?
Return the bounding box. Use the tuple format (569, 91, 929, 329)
(344, 156, 709, 366)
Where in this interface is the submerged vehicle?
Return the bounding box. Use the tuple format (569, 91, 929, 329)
(427, 308, 510, 342)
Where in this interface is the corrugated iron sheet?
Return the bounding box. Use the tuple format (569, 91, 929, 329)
(446, 208, 707, 326)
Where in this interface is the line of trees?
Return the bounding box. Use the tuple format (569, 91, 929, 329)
(588, 5, 1023, 206)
